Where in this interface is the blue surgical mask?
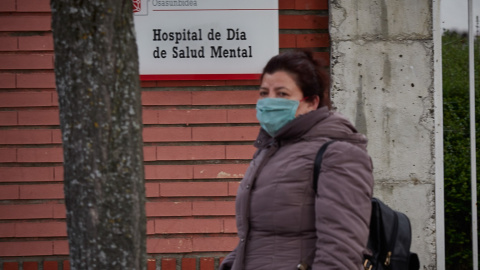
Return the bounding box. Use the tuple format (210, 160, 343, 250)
(256, 98, 299, 137)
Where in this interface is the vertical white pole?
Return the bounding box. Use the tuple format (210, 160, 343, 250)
(433, 0, 445, 269)
(469, 0, 478, 269)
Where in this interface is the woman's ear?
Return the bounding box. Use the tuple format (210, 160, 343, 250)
(309, 95, 320, 109)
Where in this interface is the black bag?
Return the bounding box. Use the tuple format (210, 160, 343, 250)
(313, 141, 420, 270)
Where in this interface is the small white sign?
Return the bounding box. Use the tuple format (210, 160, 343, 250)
(133, 0, 279, 80)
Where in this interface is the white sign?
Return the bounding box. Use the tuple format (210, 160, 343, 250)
(133, 0, 279, 80)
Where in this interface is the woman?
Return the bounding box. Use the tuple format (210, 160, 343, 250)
(220, 50, 374, 270)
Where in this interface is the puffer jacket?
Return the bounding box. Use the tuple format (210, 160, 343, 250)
(219, 106, 374, 270)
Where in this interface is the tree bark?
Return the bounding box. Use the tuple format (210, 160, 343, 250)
(50, 1, 146, 269)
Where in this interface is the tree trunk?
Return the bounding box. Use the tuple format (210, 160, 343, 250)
(50, 1, 146, 269)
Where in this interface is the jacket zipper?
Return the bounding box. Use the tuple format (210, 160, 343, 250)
(241, 141, 279, 266)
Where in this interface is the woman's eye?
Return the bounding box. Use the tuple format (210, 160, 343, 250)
(259, 91, 268, 97)
(278, 92, 287, 97)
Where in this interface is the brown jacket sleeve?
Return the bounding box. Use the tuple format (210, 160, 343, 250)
(313, 141, 374, 269)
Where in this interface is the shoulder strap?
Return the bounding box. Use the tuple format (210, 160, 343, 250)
(313, 140, 336, 193)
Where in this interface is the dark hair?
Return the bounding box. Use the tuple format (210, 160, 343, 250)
(261, 50, 330, 109)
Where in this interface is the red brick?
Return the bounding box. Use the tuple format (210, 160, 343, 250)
(143, 127, 191, 142)
(193, 164, 249, 179)
(0, 129, 53, 144)
(3, 262, 19, 270)
(145, 165, 193, 180)
(0, 37, 17, 51)
(296, 33, 330, 48)
(147, 259, 156, 270)
(16, 72, 56, 88)
(226, 109, 257, 123)
(146, 201, 192, 217)
(192, 126, 258, 142)
(63, 261, 70, 270)
(157, 109, 227, 124)
(0, 167, 54, 182)
(228, 181, 240, 196)
(199, 258, 215, 270)
(142, 91, 191, 105)
(144, 146, 156, 161)
(0, 223, 15, 237)
(295, 0, 328, 10)
(147, 220, 155, 235)
(22, 262, 38, 270)
(0, 92, 53, 107)
(225, 145, 256, 159)
(0, 54, 54, 70)
(20, 184, 64, 199)
(192, 201, 235, 216)
(279, 0, 295, 9)
(147, 238, 192, 253)
(15, 221, 66, 237)
(224, 218, 237, 233)
(52, 129, 62, 143)
(0, 73, 16, 88)
(160, 258, 177, 270)
(154, 109, 190, 125)
(181, 258, 196, 270)
(0, 185, 19, 199)
(53, 204, 66, 218)
(18, 110, 60, 125)
(18, 34, 54, 51)
(17, 0, 51, 12)
(43, 261, 58, 270)
(17, 148, 62, 163)
(53, 240, 68, 255)
(0, 16, 52, 31)
(143, 109, 158, 124)
(52, 92, 59, 106)
(0, 204, 53, 219)
(279, 15, 328, 29)
(156, 145, 225, 160)
(54, 166, 63, 181)
(0, 111, 18, 125)
(145, 182, 160, 197)
(190, 109, 228, 123)
(0, 241, 53, 256)
(0, 148, 16, 162)
(154, 218, 223, 234)
(160, 182, 228, 197)
(279, 34, 296, 48)
(192, 236, 238, 252)
(192, 91, 257, 105)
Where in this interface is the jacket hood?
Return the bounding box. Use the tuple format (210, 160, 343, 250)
(254, 106, 368, 150)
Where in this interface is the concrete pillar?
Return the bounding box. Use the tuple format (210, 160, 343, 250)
(329, 0, 442, 268)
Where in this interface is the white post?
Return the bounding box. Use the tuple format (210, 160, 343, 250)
(468, 0, 478, 269)
(433, 0, 445, 269)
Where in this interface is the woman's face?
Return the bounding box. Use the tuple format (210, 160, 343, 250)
(259, 71, 319, 117)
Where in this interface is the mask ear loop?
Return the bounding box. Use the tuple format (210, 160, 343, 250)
(300, 96, 309, 102)
(300, 96, 313, 103)
(300, 96, 320, 109)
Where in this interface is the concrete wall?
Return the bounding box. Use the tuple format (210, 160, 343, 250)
(329, 0, 440, 268)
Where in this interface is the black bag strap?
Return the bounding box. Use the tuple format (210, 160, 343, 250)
(313, 140, 336, 193)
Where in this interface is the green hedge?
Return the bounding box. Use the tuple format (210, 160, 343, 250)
(443, 31, 480, 269)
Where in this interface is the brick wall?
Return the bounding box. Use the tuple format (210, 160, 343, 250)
(0, 0, 329, 268)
